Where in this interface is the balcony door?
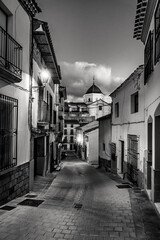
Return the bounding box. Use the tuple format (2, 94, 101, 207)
(0, 8, 7, 31)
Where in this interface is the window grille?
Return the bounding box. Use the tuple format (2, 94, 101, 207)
(0, 26, 22, 79)
(0, 94, 18, 171)
(144, 31, 153, 84)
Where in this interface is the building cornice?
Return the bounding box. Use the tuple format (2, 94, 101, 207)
(33, 19, 61, 80)
(133, 0, 148, 40)
(141, 0, 157, 44)
(18, 0, 41, 17)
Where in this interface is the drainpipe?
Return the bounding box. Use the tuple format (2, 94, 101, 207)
(28, 15, 34, 190)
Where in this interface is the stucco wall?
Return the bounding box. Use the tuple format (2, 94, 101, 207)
(99, 117, 111, 162)
(87, 129, 99, 165)
(111, 70, 145, 186)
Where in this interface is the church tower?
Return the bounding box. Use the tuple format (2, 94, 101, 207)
(83, 78, 111, 119)
(83, 78, 104, 104)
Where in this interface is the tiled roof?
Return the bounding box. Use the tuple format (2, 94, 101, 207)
(133, 0, 148, 40)
(86, 83, 102, 94)
(19, 0, 41, 17)
(110, 65, 144, 97)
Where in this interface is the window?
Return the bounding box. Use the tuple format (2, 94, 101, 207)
(70, 129, 74, 135)
(0, 8, 22, 80)
(50, 95, 52, 124)
(99, 106, 102, 111)
(47, 91, 49, 109)
(64, 124, 67, 128)
(0, 8, 7, 31)
(155, 1, 160, 64)
(70, 136, 74, 143)
(71, 124, 73, 128)
(115, 102, 119, 118)
(131, 92, 139, 113)
(144, 31, 153, 84)
(64, 129, 67, 135)
(0, 94, 18, 171)
(53, 110, 57, 124)
(103, 143, 105, 151)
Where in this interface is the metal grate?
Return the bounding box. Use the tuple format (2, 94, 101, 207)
(0, 94, 18, 171)
(25, 194, 37, 198)
(74, 203, 83, 209)
(116, 184, 132, 189)
(0, 205, 16, 211)
(18, 199, 44, 207)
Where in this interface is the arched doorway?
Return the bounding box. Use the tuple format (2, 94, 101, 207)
(147, 116, 152, 189)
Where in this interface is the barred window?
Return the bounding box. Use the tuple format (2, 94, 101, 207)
(155, 1, 160, 64)
(0, 94, 18, 171)
(144, 31, 153, 84)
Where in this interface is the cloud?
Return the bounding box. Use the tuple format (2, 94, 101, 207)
(60, 61, 124, 101)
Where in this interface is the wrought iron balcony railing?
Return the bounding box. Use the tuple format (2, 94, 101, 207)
(0, 26, 22, 80)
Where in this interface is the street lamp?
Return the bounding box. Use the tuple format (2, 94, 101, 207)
(40, 68, 50, 84)
(32, 68, 51, 89)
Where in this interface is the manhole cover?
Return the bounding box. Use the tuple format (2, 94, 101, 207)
(25, 194, 37, 198)
(18, 199, 44, 207)
(0, 206, 16, 211)
(74, 203, 83, 209)
(116, 184, 131, 189)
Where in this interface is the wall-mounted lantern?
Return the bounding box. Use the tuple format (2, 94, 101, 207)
(32, 68, 51, 89)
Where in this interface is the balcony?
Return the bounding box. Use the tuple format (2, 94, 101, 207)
(0, 26, 22, 83)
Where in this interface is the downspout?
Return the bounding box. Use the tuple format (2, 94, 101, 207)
(28, 15, 34, 190)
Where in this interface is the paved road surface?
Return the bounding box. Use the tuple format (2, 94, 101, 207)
(0, 153, 160, 239)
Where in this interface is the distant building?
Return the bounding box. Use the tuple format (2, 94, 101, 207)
(63, 119, 79, 151)
(64, 102, 94, 151)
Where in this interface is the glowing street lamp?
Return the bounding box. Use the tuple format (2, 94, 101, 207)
(40, 68, 50, 85)
(32, 68, 51, 90)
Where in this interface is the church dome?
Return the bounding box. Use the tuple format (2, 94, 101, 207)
(86, 83, 102, 94)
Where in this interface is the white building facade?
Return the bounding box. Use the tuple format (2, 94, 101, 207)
(133, 0, 160, 202)
(110, 66, 145, 187)
(0, 0, 41, 205)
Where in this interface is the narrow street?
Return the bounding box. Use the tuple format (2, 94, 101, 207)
(0, 153, 160, 240)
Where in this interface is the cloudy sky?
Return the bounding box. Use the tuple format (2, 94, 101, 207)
(36, 0, 144, 101)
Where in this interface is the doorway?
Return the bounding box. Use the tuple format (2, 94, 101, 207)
(147, 116, 152, 189)
(120, 141, 124, 173)
(34, 138, 37, 177)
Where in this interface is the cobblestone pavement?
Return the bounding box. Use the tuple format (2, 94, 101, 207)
(0, 154, 160, 240)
